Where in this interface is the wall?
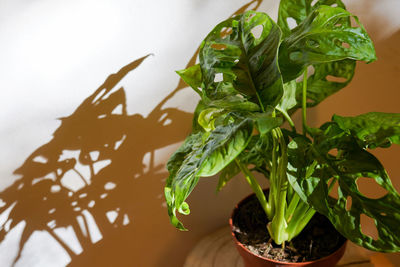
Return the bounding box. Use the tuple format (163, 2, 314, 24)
(0, 0, 399, 266)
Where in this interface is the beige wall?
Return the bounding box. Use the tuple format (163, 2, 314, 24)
(0, 0, 399, 266)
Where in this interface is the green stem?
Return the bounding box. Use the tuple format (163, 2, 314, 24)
(268, 130, 278, 219)
(276, 107, 296, 132)
(302, 68, 310, 136)
(256, 92, 266, 113)
(288, 207, 316, 241)
(236, 158, 269, 216)
(286, 193, 300, 221)
(267, 128, 290, 244)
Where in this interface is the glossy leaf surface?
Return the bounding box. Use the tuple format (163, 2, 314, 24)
(333, 112, 400, 148)
(176, 64, 202, 90)
(165, 119, 253, 230)
(278, 0, 346, 38)
(279, 5, 376, 82)
(287, 124, 400, 252)
(278, 0, 358, 110)
(199, 11, 283, 107)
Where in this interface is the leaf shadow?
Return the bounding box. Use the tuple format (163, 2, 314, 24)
(0, 1, 266, 266)
(0, 54, 193, 267)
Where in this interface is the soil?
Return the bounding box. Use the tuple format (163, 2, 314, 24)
(232, 192, 346, 263)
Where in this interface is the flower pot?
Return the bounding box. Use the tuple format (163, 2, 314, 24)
(229, 190, 347, 267)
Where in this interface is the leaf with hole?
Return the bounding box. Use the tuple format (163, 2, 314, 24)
(166, 1, 400, 253)
(278, 1, 357, 111)
(278, 0, 346, 38)
(279, 5, 376, 82)
(333, 112, 400, 148)
(199, 10, 283, 107)
(288, 123, 400, 251)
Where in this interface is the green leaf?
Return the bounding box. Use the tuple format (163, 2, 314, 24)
(286, 135, 315, 203)
(240, 134, 272, 169)
(299, 59, 356, 108)
(192, 100, 207, 133)
(288, 124, 400, 252)
(165, 133, 204, 230)
(278, 0, 346, 38)
(176, 64, 203, 95)
(333, 112, 400, 148)
(279, 5, 376, 82)
(278, 1, 357, 110)
(165, 119, 254, 230)
(199, 10, 283, 107)
(277, 80, 297, 117)
(207, 95, 260, 112)
(217, 160, 241, 192)
(197, 119, 254, 177)
(198, 108, 225, 132)
(253, 113, 283, 136)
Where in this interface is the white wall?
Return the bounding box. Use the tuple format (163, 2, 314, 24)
(0, 0, 398, 266)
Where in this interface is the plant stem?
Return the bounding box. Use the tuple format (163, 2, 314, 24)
(267, 128, 290, 244)
(276, 107, 296, 132)
(302, 68, 309, 136)
(287, 206, 316, 241)
(256, 92, 266, 113)
(235, 158, 269, 215)
(286, 193, 300, 221)
(267, 130, 278, 219)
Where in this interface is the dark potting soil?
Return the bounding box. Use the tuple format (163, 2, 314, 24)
(232, 192, 346, 263)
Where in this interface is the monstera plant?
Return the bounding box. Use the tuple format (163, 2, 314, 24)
(165, 0, 400, 258)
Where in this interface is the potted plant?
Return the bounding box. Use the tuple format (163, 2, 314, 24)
(164, 0, 400, 265)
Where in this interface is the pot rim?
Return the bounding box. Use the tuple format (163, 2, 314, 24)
(229, 190, 347, 266)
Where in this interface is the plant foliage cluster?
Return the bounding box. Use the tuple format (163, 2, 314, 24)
(165, 0, 400, 252)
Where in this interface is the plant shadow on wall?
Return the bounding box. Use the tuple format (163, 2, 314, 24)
(0, 54, 194, 266)
(0, 1, 267, 266)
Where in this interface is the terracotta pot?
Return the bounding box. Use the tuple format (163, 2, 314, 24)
(229, 191, 347, 267)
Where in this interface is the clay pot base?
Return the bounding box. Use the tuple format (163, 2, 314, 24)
(183, 226, 373, 267)
(230, 191, 347, 266)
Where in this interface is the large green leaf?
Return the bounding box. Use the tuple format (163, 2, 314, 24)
(216, 114, 280, 191)
(299, 60, 355, 107)
(165, 119, 253, 230)
(278, 1, 358, 111)
(287, 124, 400, 252)
(199, 10, 283, 107)
(278, 0, 345, 38)
(333, 112, 400, 148)
(279, 5, 376, 82)
(165, 133, 203, 230)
